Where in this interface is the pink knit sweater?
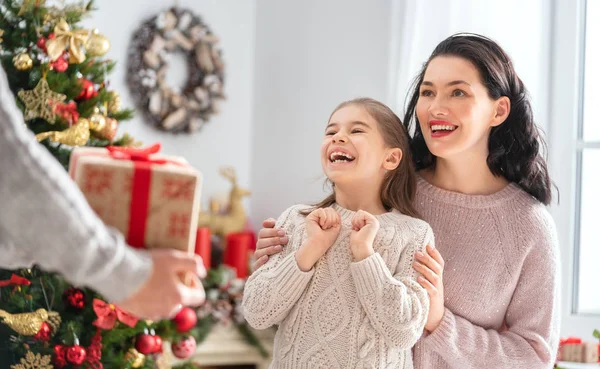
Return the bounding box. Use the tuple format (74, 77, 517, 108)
(412, 175, 560, 369)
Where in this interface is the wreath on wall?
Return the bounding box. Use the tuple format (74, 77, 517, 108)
(126, 7, 225, 133)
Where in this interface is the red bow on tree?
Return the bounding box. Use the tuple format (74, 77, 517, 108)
(92, 299, 138, 329)
(0, 274, 31, 287)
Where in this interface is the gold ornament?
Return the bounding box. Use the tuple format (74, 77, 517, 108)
(35, 118, 90, 146)
(17, 78, 66, 123)
(107, 91, 121, 113)
(124, 348, 145, 368)
(0, 29, 4, 44)
(13, 53, 33, 71)
(10, 351, 53, 369)
(88, 113, 106, 132)
(46, 19, 89, 64)
(0, 308, 60, 336)
(85, 29, 110, 57)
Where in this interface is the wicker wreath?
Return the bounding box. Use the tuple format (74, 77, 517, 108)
(126, 8, 225, 133)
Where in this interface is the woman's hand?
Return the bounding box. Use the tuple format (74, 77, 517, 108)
(414, 244, 445, 332)
(252, 218, 288, 270)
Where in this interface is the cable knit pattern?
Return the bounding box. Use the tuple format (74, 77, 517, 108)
(243, 204, 431, 369)
(412, 175, 561, 369)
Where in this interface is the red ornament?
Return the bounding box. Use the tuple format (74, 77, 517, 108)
(53, 344, 67, 368)
(76, 78, 97, 100)
(171, 336, 196, 359)
(36, 36, 47, 51)
(62, 287, 86, 311)
(54, 102, 80, 126)
(173, 307, 197, 332)
(153, 335, 163, 353)
(51, 54, 68, 73)
(135, 333, 156, 355)
(66, 344, 87, 365)
(33, 322, 52, 341)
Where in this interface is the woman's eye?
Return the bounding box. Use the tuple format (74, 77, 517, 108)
(452, 89, 466, 97)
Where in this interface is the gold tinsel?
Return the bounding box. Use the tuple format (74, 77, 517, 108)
(46, 19, 89, 64)
(17, 78, 66, 123)
(124, 348, 145, 368)
(11, 351, 53, 369)
(0, 308, 60, 336)
(35, 118, 90, 146)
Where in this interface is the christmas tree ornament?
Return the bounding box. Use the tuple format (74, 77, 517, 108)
(135, 332, 156, 355)
(13, 53, 33, 71)
(107, 90, 121, 113)
(37, 36, 47, 51)
(62, 287, 86, 311)
(10, 351, 52, 369)
(171, 336, 196, 359)
(173, 306, 197, 332)
(32, 321, 52, 341)
(124, 348, 145, 368)
(97, 117, 118, 141)
(53, 101, 79, 125)
(153, 334, 163, 353)
(66, 344, 86, 365)
(53, 344, 67, 367)
(18, 78, 66, 123)
(75, 78, 96, 100)
(0, 274, 31, 287)
(88, 112, 106, 132)
(35, 118, 90, 146)
(92, 298, 138, 329)
(85, 29, 110, 57)
(0, 29, 4, 45)
(46, 19, 89, 64)
(0, 308, 60, 336)
(50, 53, 68, 72)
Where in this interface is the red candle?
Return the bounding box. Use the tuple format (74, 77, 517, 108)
(224, 232, 254, 278)
(194, 227, 211, 270)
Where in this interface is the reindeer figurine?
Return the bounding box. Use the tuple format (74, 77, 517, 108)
(198, 166, 251, 238)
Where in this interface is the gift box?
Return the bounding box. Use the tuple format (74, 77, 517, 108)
(557, 337, 599, 363)
(69, 143, 202, 253)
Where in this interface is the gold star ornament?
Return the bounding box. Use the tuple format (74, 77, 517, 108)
(18, 78, 66, 123)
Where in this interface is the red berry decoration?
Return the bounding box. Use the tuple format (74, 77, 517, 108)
(62, 287, 86, 311)
(173, 307, 197, 332)
(51, 55, 68, 72)
(33, 321, 52, 341)
(135, 333, 156, 355)
(53, 344, 67, 368)
(76, 78, 96, 100)
(66, 344, 87, 365)
(171, 336, 196, 359)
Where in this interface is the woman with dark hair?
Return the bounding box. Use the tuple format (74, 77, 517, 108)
(253, 33, 560, 368)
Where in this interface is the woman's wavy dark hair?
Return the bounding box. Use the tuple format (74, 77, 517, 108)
(403, 33, 554, 205)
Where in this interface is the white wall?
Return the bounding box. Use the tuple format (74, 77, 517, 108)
(249, 0, 393, 228)
(85, 0, 256, 211)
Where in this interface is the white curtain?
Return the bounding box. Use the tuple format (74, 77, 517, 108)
(387, 0, 552, 132)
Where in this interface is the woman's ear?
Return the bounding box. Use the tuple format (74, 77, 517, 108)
(491, 96, 511, 127)
(383, 148, 403, 171)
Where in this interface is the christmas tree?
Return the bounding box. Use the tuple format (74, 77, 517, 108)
(0, 1, 203, 368)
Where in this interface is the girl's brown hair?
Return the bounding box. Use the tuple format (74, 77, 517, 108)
(304, 97, 419, 218)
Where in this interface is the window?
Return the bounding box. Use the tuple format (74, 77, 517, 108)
(574, 0, 600, 315)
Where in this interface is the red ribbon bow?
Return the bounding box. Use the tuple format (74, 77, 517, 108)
(107, 143, 168, 163)
(0, 274, 31, 287)
(560, 337, 582, 345)
(92, 299, 138, 329)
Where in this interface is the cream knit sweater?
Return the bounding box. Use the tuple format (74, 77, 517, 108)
(243, 203, 432, 369)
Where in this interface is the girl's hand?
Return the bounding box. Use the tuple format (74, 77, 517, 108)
(350, 210, 380, 261)
(414, 244, 445, 332)
(305, 207, 341, 251)
(252, 218, 288, 270)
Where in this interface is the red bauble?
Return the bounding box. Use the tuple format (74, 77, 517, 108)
(33, 322, 52, 341)
(171, 336, 196, 359)
(66, 345, 87, 365)
(173, 307, 197, 332)
(53, 344, 67, 368)
(76, 78, 97, 100)
(51, 56, 68, 72)
(153, 335, 163, 353)
(37, 36, 47, 51)
(135, 333, 156, 355)
(62, 287, 86, 310)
